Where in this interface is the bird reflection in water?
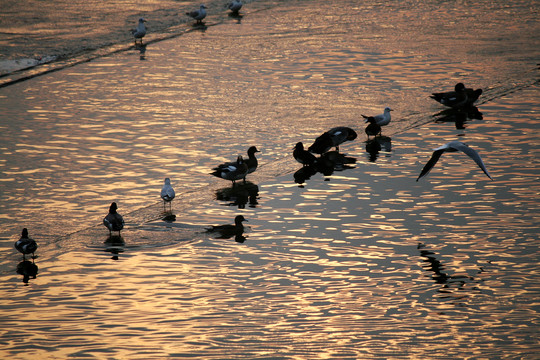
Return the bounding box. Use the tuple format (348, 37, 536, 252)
(136, 43, 147, 61)
(206, 215, 248, 242)
(365, 136, 392, 162)
(293, 151, 356, 186)
(104, 235, 125, 261)
(16, 259, 38, 285)
(161, 213, 177, 222)
(433, 106, 483, 130)
(215, 181, 259, 208)
(418, 243, 472, 293)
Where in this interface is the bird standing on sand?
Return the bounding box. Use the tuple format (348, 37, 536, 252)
(161, 178, 176, 210)
(131, 18, 147, 44)
(14, 228, 38, 259)
(103, 202, 125, 235)
(206, 215, 247, 239)
(416, 141, 493, 181)
(186, 4, 207, 24)
(362, 107, 393, 128)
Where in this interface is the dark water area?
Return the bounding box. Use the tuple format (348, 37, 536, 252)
(0, 0, 539, 358)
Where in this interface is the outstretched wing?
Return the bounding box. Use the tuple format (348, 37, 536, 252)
(416, 149, 445, 181)
(453, 142, 493, 180)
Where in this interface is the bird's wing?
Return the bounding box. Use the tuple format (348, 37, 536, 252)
(452, 142, 493, 180)
(416, 149, 445, 181)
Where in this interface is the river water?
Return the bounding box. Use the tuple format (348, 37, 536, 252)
(0, 0, 539, 358)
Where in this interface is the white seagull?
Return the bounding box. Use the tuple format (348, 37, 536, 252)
(186, 4, 207, 23)
(131, 18, 147, 43)
(160, 178, 176, 209)
(362, 107, 393, 127)
(416, 141, 493, 181)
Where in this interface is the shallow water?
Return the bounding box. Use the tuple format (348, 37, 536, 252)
(0, 0, 539, 358)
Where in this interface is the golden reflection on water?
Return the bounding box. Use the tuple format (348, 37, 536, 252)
(1, 0, 539, 358)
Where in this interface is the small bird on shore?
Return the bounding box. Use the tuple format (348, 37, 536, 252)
(206, 215, 247, 239)
(210, 156, 249, 185)
(103, 202, 125, 235)
(14, 228, 38, 259)
(430, 83, 468, 108)
(362, 107, 393, 127)
(416, 141, 493, 181)
(228, 0, 242, 14)
(186, 4, 207, 24)
(160, 178, 176, 210)
(131, 18, 147, 44)
(364, 116, 381, 139)
(294, 142, 317, 166)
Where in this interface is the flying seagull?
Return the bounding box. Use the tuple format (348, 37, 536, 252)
(416, 141, 493, 181)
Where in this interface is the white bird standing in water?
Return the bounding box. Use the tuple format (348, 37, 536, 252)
(186, 4, 207, 24)
(362, 106, 393, 127)
(416, 141, 493, 181)
(160, 178, 176, 209)
(131, 18, 147, 44)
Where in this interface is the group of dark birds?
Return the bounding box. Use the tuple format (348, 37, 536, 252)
(16, 0, 494, 274)
(13, 81, 492, 264)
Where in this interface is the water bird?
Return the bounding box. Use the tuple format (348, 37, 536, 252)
(210, 156, 249, 185)
(364, 116, 381, 139)
(160, 178, 176, 209)
(228, 0, 242, 14)
(430, 83, 469, 108)
(362, 107, 393, 127)
(416, 141, 493, 181)
(103, 202, 125, 235)
(14, 228, 38, 259)
(131, 18, 147, 44)
(206, 215, 247, 239)
(245, 146, 260, 176)
(293, 142, 317, 166)
(327, 127, 357, 151)
(464, 86, 483, 105)
(186, 4, 207, 24)
(307, 131, 333, 154)
(308, 127, 357, 154)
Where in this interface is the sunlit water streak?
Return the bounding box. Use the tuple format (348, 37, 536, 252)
(0, 0, 539, 358)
